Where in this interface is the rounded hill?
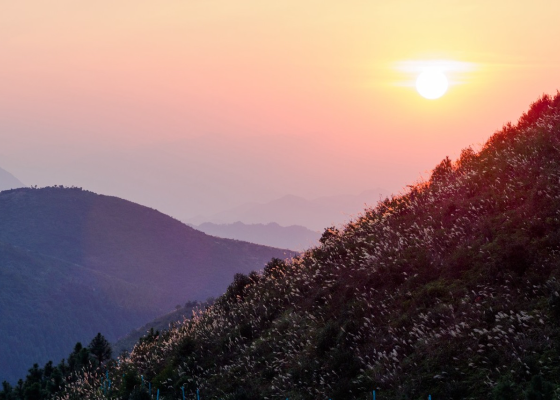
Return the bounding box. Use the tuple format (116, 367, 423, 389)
(0, 186, 293, 383)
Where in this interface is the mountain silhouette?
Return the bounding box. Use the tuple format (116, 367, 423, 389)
(0, 166, 24, 191)
(0, 186, 293, 383)
(188, 189, 388, 231)
(193, 221, 321, 251)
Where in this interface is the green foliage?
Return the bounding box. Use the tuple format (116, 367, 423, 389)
(492, 377, 517, 400)
(113, 300, 207, 355)
(22, 382, 41, 400)
(525, 376, 555, 400)
(88, 333, 112, 365)
(222, 273, 253, 302)
(67, 343, 91, 372)
(119, 371, 142, 400)
(0, 333, 115, 400)
(127, 386, 151, 400)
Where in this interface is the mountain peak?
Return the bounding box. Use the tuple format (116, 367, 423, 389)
(0, 166, 24, 192)
(0, 186, 293, 383)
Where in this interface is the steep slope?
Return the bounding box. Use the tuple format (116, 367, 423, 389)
(112, 300, 210, 355)
(0, 188, 293, 383)
(0, 187, 293, 308)
(0, 166, 24, 191)
(0, 241, 154, 383)
(193, 222, 321, 251)
(57, 93, 560, 400)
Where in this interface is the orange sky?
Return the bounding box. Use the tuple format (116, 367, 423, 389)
(1, 1, 559, 222)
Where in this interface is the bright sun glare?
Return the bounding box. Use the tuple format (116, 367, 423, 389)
(415, 68, 449, 99)
(394, 59, 475, 100)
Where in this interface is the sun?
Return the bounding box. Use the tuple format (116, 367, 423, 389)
(415, 68, 449, 99)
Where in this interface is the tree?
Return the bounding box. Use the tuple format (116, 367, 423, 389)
(0, 381, 13, 400)
(23, 382, 41, 400)
(68, 342, 91, 372)
(492, 377, 516, 400)
(319, 227, 339, 245)
(25, 364, 43, 385)
(263, 258, 288, 279)
(430, 156, 454, 185)
(525, 375, 554, 400)
(128, 386, 151, 400)
(138, 328, 159, 345)
(88, 333, 112, 365)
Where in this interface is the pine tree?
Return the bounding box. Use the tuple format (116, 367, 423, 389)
(88, 333, 112, 365)
(68, 342, 91, 372)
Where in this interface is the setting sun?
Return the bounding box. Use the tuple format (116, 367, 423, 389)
(394, 59, 476, 101)
(415, 68, 449, 99)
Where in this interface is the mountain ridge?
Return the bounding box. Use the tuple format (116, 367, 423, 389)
(0, 166, 24, 192)
(188, 189, 388, 231)
(49, 93, 560, 400)
(0, 187, 293, 383)
(192, 221, 321, 251)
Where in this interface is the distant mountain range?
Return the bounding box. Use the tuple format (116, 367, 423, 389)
(187, 189, 388, 231)
(0, 187, 293, 383)
(0, 166, 24, 191)
(192, 222, 321, 251)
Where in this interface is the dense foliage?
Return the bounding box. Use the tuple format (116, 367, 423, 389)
(0, 187, 293, 383)
(0, 334, 111, 400)
(0, 241, 151, 384)
(10, 93, 560, 399)
(112, 301, 212, 356)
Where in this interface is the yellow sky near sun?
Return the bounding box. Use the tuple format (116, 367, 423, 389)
(3, 1, 557, 119)
(1, 0, 560, 216)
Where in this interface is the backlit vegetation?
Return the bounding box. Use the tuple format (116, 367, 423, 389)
(5, 93, 560, 400)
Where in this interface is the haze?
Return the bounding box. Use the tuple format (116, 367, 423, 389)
(1, 1, 559, 223)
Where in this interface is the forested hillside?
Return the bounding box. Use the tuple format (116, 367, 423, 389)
(0, 188, 293, 383)
(112, 300, 212, 355)
(0, 187, 293, 308)
(7, 93, 560, 399)
(0, 241, 153, 384)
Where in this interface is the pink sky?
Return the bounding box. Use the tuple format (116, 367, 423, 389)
(1, 1, 559, 221)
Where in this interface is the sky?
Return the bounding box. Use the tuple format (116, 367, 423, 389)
(1, 1, 559, 221)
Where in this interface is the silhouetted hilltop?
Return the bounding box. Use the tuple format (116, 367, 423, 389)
(0, 187, 293, 383)
(0, 187, 293, 306)
(0, 166, 24, 191)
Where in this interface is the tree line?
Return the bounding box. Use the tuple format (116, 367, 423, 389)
(0, 333, 111, 400)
